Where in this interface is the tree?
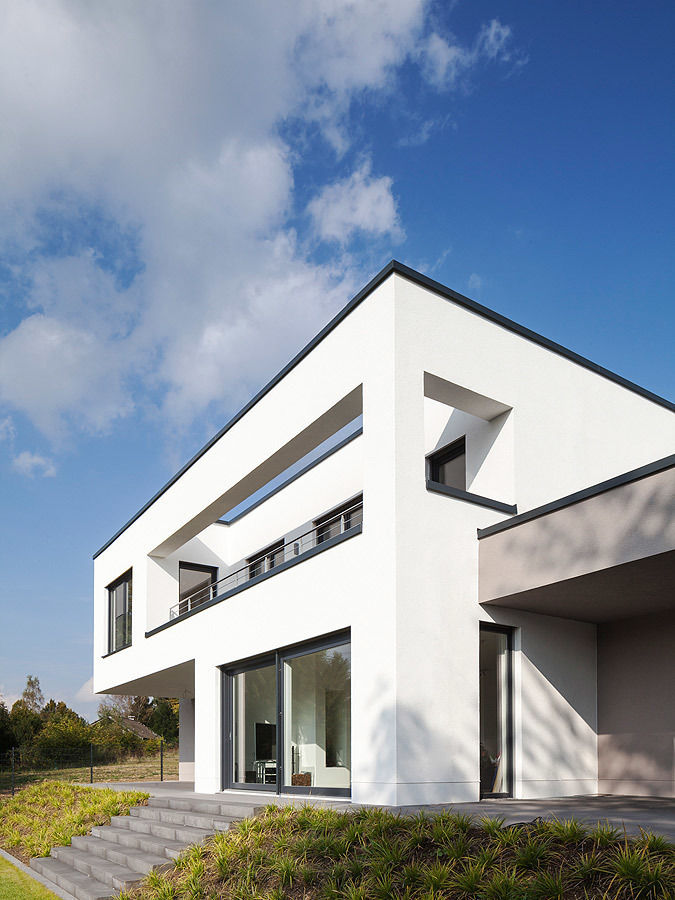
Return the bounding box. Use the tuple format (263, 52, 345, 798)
(97, 695, 153, 725)
(149, 699, 179, 743)
(41, 699, 84, 726)
(21, 675, 44, 714)
(0, 701, 15, 754)
(10, 699, 42, 747)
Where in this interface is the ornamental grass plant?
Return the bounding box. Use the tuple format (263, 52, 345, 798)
(118, 804, 675, 900)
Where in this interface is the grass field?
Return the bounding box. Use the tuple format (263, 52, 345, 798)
(0, 748, 178, 794)
(120, 804, 675, 900)
(0, 857, 58, 900)
(0, 781, 149, 863)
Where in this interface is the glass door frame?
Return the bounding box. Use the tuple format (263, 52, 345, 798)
(221, 629, 351, 797)
(479, 623, 514, 799)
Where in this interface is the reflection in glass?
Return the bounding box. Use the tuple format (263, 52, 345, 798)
(479, 629, 510, 795)
(108, 573, 132, 652)
(232, 663, 277, 785)
(283, 642, 351, 789)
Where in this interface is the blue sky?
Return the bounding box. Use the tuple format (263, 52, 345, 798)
(0, 0, 673, 719)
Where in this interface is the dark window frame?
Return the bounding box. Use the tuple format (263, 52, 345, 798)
(247, 540, 285, 580)
(314, 494, 363, 544)
(479, 622, 514, 799)
(427, 436, 466, 487)
(107, 569, 132, 654)
(221, 629, 351, 798)
(178, 562, 219, 616)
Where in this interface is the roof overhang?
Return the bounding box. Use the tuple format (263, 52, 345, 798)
(479, 455, 675, 623)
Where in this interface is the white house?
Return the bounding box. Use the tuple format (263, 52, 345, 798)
(93, 261, 675, 805)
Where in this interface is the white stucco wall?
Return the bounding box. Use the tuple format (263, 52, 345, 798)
(93, 269, 675, 803)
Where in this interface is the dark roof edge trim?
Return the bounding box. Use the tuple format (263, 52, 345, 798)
(392, 261, 675, 414)
(92, 261, 393, 560)
(477, 452, 675, 539)
(94, 259, 674, 559)
(217, 427, 363, 527)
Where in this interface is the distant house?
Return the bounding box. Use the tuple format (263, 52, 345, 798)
(93, 716, 159, 741)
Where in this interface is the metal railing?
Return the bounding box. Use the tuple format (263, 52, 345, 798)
(169, 499, 363, 621)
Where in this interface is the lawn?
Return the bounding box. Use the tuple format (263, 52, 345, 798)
(1, 748, 178, 793)
(0, 781, 149, 864)
(0, 857, 58, 900)
(119, 804, 675, 900)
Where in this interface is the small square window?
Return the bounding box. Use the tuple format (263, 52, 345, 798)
(428, 437, 466, 491)
(107, 570, 132, 653)
(248, 541, 285, 580)
(315, 496, 363, 544)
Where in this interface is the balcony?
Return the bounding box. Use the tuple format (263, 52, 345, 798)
(146, 497, 363, 637)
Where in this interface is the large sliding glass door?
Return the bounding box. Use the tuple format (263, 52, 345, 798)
(223, 632, 351, 796)
(479, 624, 512, 797)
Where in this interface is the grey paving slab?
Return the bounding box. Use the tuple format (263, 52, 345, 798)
(89, 781, 675, 840)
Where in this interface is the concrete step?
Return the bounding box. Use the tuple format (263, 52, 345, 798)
(50, 845, 148, 890)
(110, 812, 214, 843)
(28, 796, 248, 900)
(57, 838, 172, 878)
(131, 803, 235, 831)
(147, 796, 263, 818)
(74, 829, 188, 864)
(30, 857, 115, 900)
(87, 825, 191, 860)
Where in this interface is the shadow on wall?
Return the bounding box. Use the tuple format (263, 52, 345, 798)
(356, 675, 477, 802)
(491, 475, 674, 595)
(434, 407, 511, 494)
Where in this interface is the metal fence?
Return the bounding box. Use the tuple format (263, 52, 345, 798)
(0, 742, 177, 795)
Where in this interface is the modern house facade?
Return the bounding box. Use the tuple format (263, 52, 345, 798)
(92, 261, 675, 805)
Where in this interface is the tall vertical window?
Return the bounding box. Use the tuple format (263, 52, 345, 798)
(107, 570, 132, 653)
(479, 624, 512, 797)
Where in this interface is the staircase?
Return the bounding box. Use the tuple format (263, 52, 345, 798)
(30, 795, 263, 900)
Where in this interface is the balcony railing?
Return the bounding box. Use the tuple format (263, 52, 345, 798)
(168, 499, 363, 621)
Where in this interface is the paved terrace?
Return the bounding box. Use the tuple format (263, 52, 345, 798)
(90, 782, 675, 841)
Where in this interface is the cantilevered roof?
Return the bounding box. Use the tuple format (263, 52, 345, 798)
(94, 260, 675, 559)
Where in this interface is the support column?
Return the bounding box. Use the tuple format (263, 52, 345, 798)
(194, 660, 222, 793)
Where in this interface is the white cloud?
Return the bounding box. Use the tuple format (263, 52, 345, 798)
(0, 687, 20, 709)
(467, 273, 483, 295)
(0, 2, 517, 449)
(75, 677, 96, 704)
(0, 416, 15, 442)
(422, 19, 514, 90)
(12, 450, 56, 477)
(308, 162, 403, 245)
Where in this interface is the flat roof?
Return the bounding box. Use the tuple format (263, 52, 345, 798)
(94, 260, 675, 559)
(478, 452, 675, 539)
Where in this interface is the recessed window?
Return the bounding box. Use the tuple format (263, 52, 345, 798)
(428, 437, 466, 491)
(179, 563, 218, 616)
(107, 570, 132, 653)
(248, 541, 285, 580)
(315, 495, 363, 545)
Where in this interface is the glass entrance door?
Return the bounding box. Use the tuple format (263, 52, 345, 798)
(479, 625, 512, 797)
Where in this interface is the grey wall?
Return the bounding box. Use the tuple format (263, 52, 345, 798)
(598, 611, 675, 797)
(479, 466, 675, 606)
